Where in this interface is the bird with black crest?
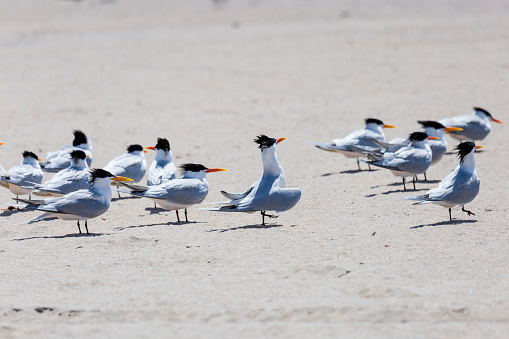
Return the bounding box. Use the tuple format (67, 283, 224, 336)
(439, 107, 503, 142)
(204, 135, 301, 225)
(0, 151, 43, 200)
(104, 144, 147, 192)
(146, 137, 177, 186)
(13, 169, 133, 234)
(117, 163, 227, 222)
(30, 150, 91, 197)
(403, 142, 482, 221)
(308, 118, 396, 170)
(40, 130, 93, 172)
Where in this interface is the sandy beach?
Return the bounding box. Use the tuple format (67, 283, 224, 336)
(1, 0, 508, 337)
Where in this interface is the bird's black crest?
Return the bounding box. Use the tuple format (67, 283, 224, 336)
(365, 118, 384, 125)
(72, 130, 88, 146)
(22, 151, 38, 160)
(417, 120, 445, 129)
(155, 138, 170, 152)
(254, 134, 276, 149)
(180, 163, 207, 174)
(90, 168, 115, 180)
(454, 142, 476, 164)
(127, 144, 144, 153)
(473, 107, 493, 119)
(407, 132, 428, 142)
(70, 150, 87, 162)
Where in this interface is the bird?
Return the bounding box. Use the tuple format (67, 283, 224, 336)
(0, 151, 43, 200)
(402, 142, 482, 221)
(372, 121, 463, 180)
(30, 150, 91, 197)
(116, 163, 227, 222)
(363, 132, 437, 190)
(146, 138, 177, 186)
(204, 135, 301, 225)
(308, 118, 396, 170)
(439, 107, 503, 142)
(104, 144, 147, 184)
(13, 169, 133, 234)
(41, 130, 93, 172)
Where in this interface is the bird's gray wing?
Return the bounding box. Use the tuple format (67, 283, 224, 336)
(144, 179, 208, 205)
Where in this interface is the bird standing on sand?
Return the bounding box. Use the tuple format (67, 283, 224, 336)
(439, 107, 503, 142)
(104, 144, 147, 184)
(0, 151, 43, 200)
(14, 169, 133, 234)
(31, 150, 91, 197)
(308, 118, 396, 170)
(403, 142, 482, 221)
(363, 132, 437, 190)
(146, 138, 177, 186)
(205, 135, 301, 225)
(41, 130, 93, 172)
(117, 163, 227, 222)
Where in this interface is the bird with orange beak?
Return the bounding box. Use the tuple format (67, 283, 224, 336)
(439, 107, 503, 142)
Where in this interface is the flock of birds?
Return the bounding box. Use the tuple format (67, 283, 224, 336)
(0, 107, 503, 234)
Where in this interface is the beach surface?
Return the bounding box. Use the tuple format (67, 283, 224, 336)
(1, 0, 508, 337)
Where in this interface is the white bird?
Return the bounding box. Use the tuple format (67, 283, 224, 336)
(205, 135, 302, 225)
(309, 118, 396, 170)
(41, 130, 93, 172)
(363, 132, 438, 190)
(31, 150, 91, 197)
(0, 151, 43, 199)
(14, 169, 133, 234)
(146, 138, 177, 186)
(439, 107, 503, 141)
(372, 121, 463, 180)
(117, 163, 227, 222)
(403, 142, 482, 221)
(104, 144, 147, 185)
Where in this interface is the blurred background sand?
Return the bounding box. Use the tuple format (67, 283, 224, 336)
(0, 0, 508, 337)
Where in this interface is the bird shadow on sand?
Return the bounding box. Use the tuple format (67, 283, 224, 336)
(207, 223, 283, 233)
(0, 208, 34, 216)
(411, 219, 478, 229)
(143, 207, 169, 215)
(111, 195, 141, 202)
(12, 233, 105, 241)
(114, 220, 203, 231)
(381, 188, 428, 195)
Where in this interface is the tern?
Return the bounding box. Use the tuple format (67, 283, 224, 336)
(41, 130, 93, 172)
(31, 150, 91, 197)
(308, 118, 396, 170)
(439, 107, 503, 141)
(0, 151, 43, 200)
(117, 163, 227, 222)
(146, 138, 177, 186)
(14, 169, 133, 234)
(205, 135, 301, 225)
(104, 144, 147, 184)
(403, 142, 482, 221)
(372, 121, 463, 180)
(363, 132, 437, 190)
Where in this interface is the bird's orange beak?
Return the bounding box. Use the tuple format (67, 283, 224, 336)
(143, 150, 149, 153)
(475, 145, 483, 150)
(38, 158, 42, 161)
(491, 118, 504, 125)
(205, 168, 228, 173)
(428, 136, 439, 140)
(145, 146, 156, 151)
(444, 127, 463, 132)
(383, 124, 397, 129)
(86, 155, 90, 158)
(112, 176, 134, 182)
(276, 137, 286, 144)
(0, 142, 4, 146)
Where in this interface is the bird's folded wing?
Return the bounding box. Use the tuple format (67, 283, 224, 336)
(307, 141, 352, 153)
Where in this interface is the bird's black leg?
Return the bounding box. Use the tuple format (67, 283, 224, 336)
(176, 210, 180, 222)
(402, 177, 406, 190)
(261, 211, 265, 225)
(117, 191, 121, 199)
(85, 220, 89, 234)
(356, 159, 361, 171)
(368, 163, 372, 171)
(154, 202, 157, 209)
(77, 220, 82, 234)
(461, 205, 475, 217)
(412, 176, 416, 190)
(449, 208, 452, 221)
(424, 172, 427, 181)
(185, 209, 188, 222)
(16, 195, 19, 210)
(261, 211, 278, 225)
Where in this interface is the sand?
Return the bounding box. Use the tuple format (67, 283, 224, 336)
(0, 0, 508, 337)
